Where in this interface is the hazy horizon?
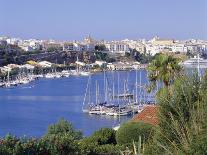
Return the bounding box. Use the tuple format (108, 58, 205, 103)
(1, 0, 207, 41)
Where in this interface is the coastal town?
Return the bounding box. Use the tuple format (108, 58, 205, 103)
(1, 0, 207, 154)
(1, 35, 207, 87)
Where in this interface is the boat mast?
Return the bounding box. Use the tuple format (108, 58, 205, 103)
(96, 80, 98, 105)
(82, 75, 91, 111)
(104, 70, 107, 102)
(89, 76, 91, 104)
(139, 69, 142, 104)
(132, 89, 135, 116)
(7, 69, 10, 86)
(106, 77, 108, 103)
(135, 68, 138, 103)
(112, 71, 115, 100)
(124, 79, 126, 100)
(98, 82, 100, 104)
(118, 72, 120, 122)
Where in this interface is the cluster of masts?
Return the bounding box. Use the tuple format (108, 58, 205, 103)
(0, 69, 91, 88)
(82, 70, 155, 117)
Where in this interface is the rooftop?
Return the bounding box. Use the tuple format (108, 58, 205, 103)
(132, 105, 159, 126)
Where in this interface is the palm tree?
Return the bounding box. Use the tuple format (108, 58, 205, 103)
(147, 54, 182, 92)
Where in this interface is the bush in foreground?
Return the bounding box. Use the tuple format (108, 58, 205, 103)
(116, 121, 153, 145)
(79, 128, 119, 155)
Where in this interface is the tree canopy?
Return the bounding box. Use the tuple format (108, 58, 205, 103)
(147, 53, 182, 91)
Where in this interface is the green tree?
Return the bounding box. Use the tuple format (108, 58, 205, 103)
(79, 128, 118, 155)
(147, 53, 182, 91)
(42, 118, 82, 155)
(116, 122, 153, 145)
(145, 74, 207, 155)
(95, 44, 106, 51)
(46, 118, 82, 139)
(132, 49, 153, 64)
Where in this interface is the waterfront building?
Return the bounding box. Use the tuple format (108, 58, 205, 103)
(122, 39, 146, 53)
(105, 42, 130, 55)
(63, 42, 74, 51)
(107, 62, 141, 70)
(6, 37, 21, 45)
(171, 43, 188, 53)
(42, 42, 62, 51)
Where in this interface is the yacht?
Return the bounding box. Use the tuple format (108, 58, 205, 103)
(70, 70, 80, 76)
(45, 73, 55, 78)
(61, 70, 70, 77)
(0, 82, 4, 87)
(180, 56, 207, 68)
(80, 71, 90, 76)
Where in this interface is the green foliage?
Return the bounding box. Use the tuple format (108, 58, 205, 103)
(41, 118, 82, 154)
(186, 51, 195, 58)
(42, 133, 80, 155)
(47, 46, 62, 52)
(0, 135, 42, 155)
(79, 128, 118, 155)
(116, 122, 153, 145)
(120, 139, 144, 155)
(21, 50, 42, 55)
(147, 53, 182, 91)
(145, 74, 207, 154)
(132, 49, 153, 64)
(0, 119, 83, 155)
(46, 118, 82, 139)
(95, 52, 108, 61)
(92, 128, 116, 145)
(95, 44, 106, 51)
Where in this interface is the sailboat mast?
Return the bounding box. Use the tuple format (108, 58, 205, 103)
(97, 82, 100, 104)
(104, 70, 106, 102)
(112, 71, 115, 100)
(139, 69, 142, 105)
(89, 76, 91, 104)
(96, 80, 98, 105)
(118, 72, 120, 122)
(124, 79, 126, 100)
(118, 72, 120, 105)
(7, 70, 9, 83)
(136, 69, 138, 103)
(82, 75, 90, 111)
(106, 78, 108, 103)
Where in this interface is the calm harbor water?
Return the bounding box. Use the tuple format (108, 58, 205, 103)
(0, 70, 152, 137)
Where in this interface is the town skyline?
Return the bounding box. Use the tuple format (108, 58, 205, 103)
(1, 35, 207, 42)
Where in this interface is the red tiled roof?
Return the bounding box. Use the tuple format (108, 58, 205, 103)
(132, 105, 159, 126)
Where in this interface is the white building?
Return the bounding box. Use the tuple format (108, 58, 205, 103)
(171, 44, 187, 53)
(105, 42, 130, 55)
(19, 45, 34, 52)
(63, 43, 74, 51)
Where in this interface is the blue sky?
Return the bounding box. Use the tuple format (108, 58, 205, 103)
(0, 0, 207, 40)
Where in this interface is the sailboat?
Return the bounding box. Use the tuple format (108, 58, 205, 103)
(83, 71, 133, 116)
(5, 70, 11, 87)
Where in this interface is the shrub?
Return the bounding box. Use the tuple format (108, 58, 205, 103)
(145, 74, 207, 154)
(46, 118, 82, 139)
(116, 121, 153, 145)
(79, 128, 117, 155)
